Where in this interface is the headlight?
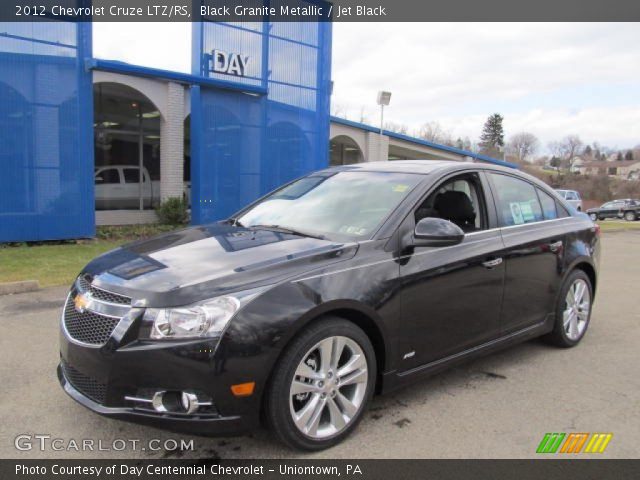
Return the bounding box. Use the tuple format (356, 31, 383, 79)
(142, 288, 265, 340)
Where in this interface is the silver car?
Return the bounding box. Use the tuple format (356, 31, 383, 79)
(555, 189, 583, 212)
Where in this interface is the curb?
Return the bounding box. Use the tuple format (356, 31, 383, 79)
(0, 280, 40, 296)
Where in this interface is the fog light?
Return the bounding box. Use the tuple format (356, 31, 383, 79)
(181, 391, 199, 414)
(125, 389, 214, 415)
(152, 391, 168, 412)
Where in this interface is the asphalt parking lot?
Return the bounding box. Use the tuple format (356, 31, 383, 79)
(1, 231, 639, 459)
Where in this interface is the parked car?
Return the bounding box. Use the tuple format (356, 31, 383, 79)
(587, 199, 640, 222)
(59, 160, 600, 450)
(95, 165, 159, 210)
(555, 189, 583, 211)
(95, 165, 191, 210)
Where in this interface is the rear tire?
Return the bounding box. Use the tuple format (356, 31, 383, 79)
(545, 270, 593, 348)
(624, 211, 636, 222)
(265, 318, 376, 451)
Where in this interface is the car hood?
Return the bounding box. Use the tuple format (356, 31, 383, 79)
(81, 223, 357, 307)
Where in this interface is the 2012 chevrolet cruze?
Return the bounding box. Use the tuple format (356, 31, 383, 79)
(59, 160, 599, 450)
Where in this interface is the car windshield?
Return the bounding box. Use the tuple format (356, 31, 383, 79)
(235, 171, 423, 240)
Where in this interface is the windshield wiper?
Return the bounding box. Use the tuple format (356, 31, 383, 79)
(249, 224, 326, 240)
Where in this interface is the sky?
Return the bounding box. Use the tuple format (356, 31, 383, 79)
(93, 22, 640, 153)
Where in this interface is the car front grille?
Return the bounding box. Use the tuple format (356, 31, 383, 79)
(63, 296, 122, 345)
(63, 276, 132, 346)
(76, 276, 130, 305)
(61, 361, 107, 404)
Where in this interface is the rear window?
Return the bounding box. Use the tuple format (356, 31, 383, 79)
(566, 191, 579, 200)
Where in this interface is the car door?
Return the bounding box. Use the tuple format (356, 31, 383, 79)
(397, 171, 504, 370)
(487, 172, 566, 334)
(596, 202, 613, 218)
(94, 167, 123, 210)
(605, 201, 624, 218)
(123, 167, 153, 209)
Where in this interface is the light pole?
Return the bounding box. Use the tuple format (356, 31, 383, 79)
(377, 91, 391, 161)
(377, 91, 391, 134)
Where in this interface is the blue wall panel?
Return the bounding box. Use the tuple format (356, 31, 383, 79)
(0, 21, 94, 242)
(191, 11, 332, 224)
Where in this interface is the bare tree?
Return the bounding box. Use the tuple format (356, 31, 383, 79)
(548, 135, 583, 169)
(416, 121, 454, 146)
(384, 122, 409, 134)
(331, 103, 347, 118)
(562, 135, 584, 163)
(358, 106, 369, 124)
(508, 132, 540, 163)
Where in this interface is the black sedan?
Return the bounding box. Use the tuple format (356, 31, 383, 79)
(587, 199, 640, 222)
(58, 161, 600, 450)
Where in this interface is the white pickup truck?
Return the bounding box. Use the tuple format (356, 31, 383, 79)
(95, 165, 190, 210)
(555, 189, 583, 212)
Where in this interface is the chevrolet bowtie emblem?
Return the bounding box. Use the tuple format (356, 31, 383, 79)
(73, 293, 91, 313)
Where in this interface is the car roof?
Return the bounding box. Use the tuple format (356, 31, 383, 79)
(324, 159, 518, 176)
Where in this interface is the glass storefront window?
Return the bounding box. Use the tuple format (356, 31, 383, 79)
(93, 83, 161, 210)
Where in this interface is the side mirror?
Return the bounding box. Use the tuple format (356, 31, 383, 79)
(412, 217, 465, 247)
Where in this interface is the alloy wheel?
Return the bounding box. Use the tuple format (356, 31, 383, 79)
(289, 336, 368, 439)
(563, 278, 591, 341)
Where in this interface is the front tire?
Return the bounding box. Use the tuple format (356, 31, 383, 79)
(545, 270, 593, 348)
(589, 213, 597, 221)
(265, 318, 376, 451)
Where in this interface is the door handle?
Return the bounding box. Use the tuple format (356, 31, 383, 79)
(482, 257, 503, 269)
(549, 240, 563, 252)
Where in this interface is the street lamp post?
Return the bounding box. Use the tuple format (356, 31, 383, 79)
(377, 91, 391, 134)
(376, 91, 391, 161)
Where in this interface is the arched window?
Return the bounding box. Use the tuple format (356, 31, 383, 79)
(93, 82, 161, 210)
(330, 135, 364, 165)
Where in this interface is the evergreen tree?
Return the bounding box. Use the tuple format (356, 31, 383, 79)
(479, 113, 505, 156)
(616, 152, 623, 162)
(625, 150, 634, 161)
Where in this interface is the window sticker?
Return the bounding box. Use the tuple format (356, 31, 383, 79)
(509, 202, 525, 225)
(392, 184, 409, 193)
(519, 202, 535, 222)
(340, 225, 367, 236)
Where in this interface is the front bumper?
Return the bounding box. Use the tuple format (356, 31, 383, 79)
(58, 309, 267, 436)
(57, 363, 250, 436)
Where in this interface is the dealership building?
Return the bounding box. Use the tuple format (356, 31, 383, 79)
(0, 19, 512, 242)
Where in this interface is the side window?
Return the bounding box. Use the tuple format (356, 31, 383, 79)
(566, 191, 578, 200)
(489, 173, 544, 226)
(123, 168, 142, 184)
(556, 202, 570, 218)
(537, 188, 558, 220)
(414, 174, 486, 232)
(95, 168, 120, 184)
